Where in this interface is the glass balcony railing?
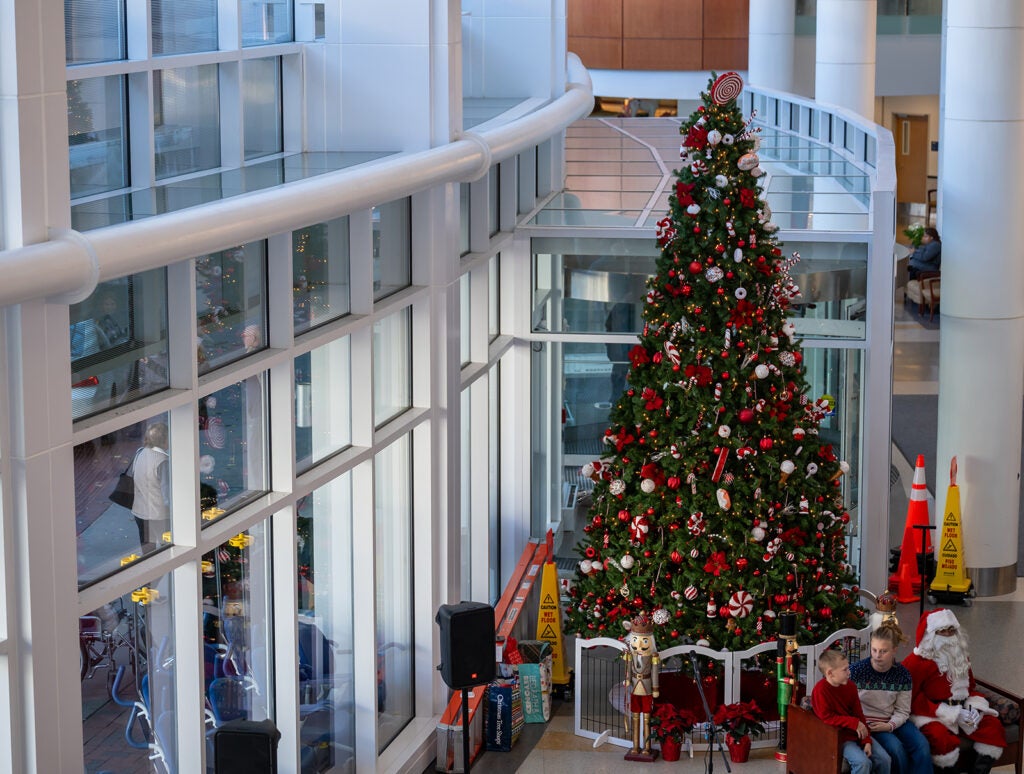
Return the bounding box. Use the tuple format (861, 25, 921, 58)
(796, 0, 941, 35)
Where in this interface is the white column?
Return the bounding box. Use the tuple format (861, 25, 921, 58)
(815, 0, 876, 119)
(748, 0, 796, 93)
(935, 2, 1024, 597)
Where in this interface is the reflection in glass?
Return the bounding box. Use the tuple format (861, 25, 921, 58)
(459, 183, 470, 255)
(374, 436, 413, 751)
(71, 271, 170, 420)
(152, 0, 217, 55)
(460, 389, 471, 600)
(199, 376, 269, 522)
(65, 0, 125, 64)
(68, 77, 128, 198)
(202, 523, 273, 769)
(488, 368, 501, 604)
(196, 242, 267, 374)
(296, 477, 355, 772)
(242, 0, 294, 45)
(372, 308, 412, 427)
(460, 273, 470, 366)
(293, 218, 351, 334)
(154, 65, 220, 180)
(295, 338, 352, 473)
(81, 579, 176, 772)
(243, 57, 282, 160)
(75, 415, 172, 588)
(488, 166, 500, 236)
(372, 199, 412, 301)
(488, 254, 500, 342)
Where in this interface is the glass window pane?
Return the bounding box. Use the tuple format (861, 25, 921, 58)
(71, 271, 170, 421)
(243, 57, 282, 161)
(374, 436, 413, 751)
(459, 183, 470, 255)
(75, 414, 172, 588)
(154, 65, 220, 180)
(488, 254, 499, 342)
(372, 308, 412, 427)
(81, 579, 176, 772)
(460, 389, 471, 600)
(242, 0, 294, 46)
(296, 476, 354, 768)
(199, 375, 269, 523)
(152, 0, 218, 55)
(66, 0, 125, 64)
(293, 218, 351, 334)
(488, 367, 500, 604)
(68, 76, 128, 199)
(460, 273, 470, 366)
(372, 199, 412, 301)
(488, 166, 499, 237)
(202, 523, 273, 743)
(197, 242, 267, 375)
(295, 337, 352, 473)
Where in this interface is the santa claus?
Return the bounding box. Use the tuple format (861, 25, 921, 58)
(902, 609, 1004, 773)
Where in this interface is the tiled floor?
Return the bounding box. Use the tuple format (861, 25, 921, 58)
(461, 277, 1023, 772)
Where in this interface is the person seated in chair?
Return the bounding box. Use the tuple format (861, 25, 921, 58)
(908, 228, 941, 279)
(903, 609, 1004, 774)
(851, 619, 933, 774)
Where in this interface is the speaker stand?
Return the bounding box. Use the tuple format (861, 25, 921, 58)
(462, 686, 472, 773)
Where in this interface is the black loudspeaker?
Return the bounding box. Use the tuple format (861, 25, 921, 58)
(436, 601, 496, 689)
(214, 718, 281, 774)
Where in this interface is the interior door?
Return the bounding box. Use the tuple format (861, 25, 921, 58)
(894, 114, 928, 204)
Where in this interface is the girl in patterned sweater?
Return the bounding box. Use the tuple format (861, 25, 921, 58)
(851, 620, 933, 774)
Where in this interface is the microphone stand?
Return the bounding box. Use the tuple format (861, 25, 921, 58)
(689, 653, 731, 774)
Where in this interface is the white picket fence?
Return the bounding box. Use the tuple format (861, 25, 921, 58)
(574, 625, 872, 751)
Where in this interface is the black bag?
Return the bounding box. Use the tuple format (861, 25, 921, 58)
(109, 450, 140, 509)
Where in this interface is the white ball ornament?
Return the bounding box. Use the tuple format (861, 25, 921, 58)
(751, 526, 766, 542)
(653, 608, 670, 625)
(697, 638, 710, 647)
(734, 248, 744, 263)
(707, 129, 723, 146)
(621, 554, 635, 570)
(641, 478, 656, 493)
(755, 364, 770, 379)
(715, 174, 729, 188)
(580, 559, 592, 574)
(609, 479, 625, 495)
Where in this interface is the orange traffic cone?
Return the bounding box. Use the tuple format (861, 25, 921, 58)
(888, 455, 933, 603)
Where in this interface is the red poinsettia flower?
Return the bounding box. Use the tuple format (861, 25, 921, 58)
(629, 345, 651, 368)
(779, 527, 809, 546)
(639, 462, 665, 486)
(739, 187, 757, 208)
(675, 181, 696, 207)
(729, 299, 758, 328)
(650, 702, 699, 743)
(641, 387, 664, 410)
(703, 550, 731, 576)
(712, 700, 766, 743)
(614, 431, 636, 452)
(683, 364, 713, 386)
(683, 125, 708, 150)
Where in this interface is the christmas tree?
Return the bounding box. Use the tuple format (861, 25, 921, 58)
(565, 73, 864, 651)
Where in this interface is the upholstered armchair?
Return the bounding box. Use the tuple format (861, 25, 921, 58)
(904, 270, 941, 321)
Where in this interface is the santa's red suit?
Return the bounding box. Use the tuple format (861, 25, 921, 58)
(902, 609, 1004, 770)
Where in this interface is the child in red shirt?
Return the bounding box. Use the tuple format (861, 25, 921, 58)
(811, 650, 892, 774)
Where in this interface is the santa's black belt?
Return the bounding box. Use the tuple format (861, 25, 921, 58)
(948, 699, 966, 706)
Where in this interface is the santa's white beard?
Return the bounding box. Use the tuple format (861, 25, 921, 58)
(929, 633, 971, 683)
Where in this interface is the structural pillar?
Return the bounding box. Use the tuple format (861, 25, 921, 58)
(748, 0, 796, 93)
(935, 3, 1024, 596)
(814, 0, 876, 119)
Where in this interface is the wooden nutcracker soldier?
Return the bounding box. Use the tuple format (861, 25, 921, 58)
(623, 614, 660, 760)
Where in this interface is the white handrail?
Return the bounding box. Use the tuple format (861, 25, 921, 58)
(0, 55, 594, 308)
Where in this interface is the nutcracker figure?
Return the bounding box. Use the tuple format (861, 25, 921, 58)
(623, 614, 660, 760)
(775, 611, 800, 761)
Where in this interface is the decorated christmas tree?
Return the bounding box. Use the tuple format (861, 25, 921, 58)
(565, 73, 865, 651)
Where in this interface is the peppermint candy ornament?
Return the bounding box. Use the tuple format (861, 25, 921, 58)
(728, 590, 754, 618)
(710, 71, 744, 105)
(684, 585, 699, 600)
(629, 515, 650, 543)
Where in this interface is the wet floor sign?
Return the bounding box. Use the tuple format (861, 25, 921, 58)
(930, 456, 972, 597)
(537, 533, 570, 686)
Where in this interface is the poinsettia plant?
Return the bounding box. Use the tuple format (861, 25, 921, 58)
(649, 701, 699, 744)
(712, 699, 766, 743)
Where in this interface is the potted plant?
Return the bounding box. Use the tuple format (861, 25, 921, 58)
(712, 699, 766, 763)
(648, 701, 698, 761)
(903, 222, 925, 248)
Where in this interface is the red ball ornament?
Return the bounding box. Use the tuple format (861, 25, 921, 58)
(719, 605, 731, 618)
(706, 256, 715, 265)
(724, 198, 732, 206)
(759, 437, 774, 450)
(737, 239, 744, 246)
(618, 509, 630, 522)
(726, 271, 734, 279)
(721, 372, 730, 379)
(689, 261, 703, 274)
(715, 244, 725, 254)
(652, 352, 663, 363)
(671, 630, 679, 639)
(668, 269, 676, 278)
(738, 408, 755, 424)
(786, 573, 795, 583)
(670, 550, 683, 563)
(717, 288, 725, 295)
(736, 557, 748, 571)
(646, 507, 655, 515)
(693, 226, 701, 233)
(682, 285, 692, 295)
(643, 550, 652, 558)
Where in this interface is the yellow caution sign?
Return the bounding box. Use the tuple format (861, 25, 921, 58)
(930, 457, 972, 596)
(537, 531, 570, 685)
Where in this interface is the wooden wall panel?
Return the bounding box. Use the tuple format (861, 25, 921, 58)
(567, 0, 748, 73)
(569, 0, 622, 38)
(623, 39, 703, 71)
(623, 0, 702, 40)
(570, 37, 624, 70)
(702, 0, 749, 39)
(702, 38, 748, 71)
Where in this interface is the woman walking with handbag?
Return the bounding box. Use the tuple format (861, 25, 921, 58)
(131, 422, 170, 550)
